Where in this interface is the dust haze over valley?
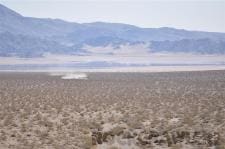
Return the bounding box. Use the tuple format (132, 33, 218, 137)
(1, 0, 225, 149)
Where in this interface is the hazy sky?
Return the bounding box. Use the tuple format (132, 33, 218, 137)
(0, 0, 225, 32)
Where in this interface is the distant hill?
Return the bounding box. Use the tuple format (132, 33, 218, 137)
(150, 39, 225, 54)
(0, 3, 225, 57)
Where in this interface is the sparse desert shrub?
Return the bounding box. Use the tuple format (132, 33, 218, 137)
(0, 71, 225, 149)
(108, 146, 121, 149)
(109, 126, 125, 136)
(60, 117, 69, 125)
(81, 136, 93, 149)
(171, 144, 182, 149)
(127, 119, 142, 129)
(20, 123, 27, 133)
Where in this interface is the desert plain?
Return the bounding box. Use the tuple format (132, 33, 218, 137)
(0, 71, 225, 149)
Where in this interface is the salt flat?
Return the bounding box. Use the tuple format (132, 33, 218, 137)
(1, 54, 225, 73)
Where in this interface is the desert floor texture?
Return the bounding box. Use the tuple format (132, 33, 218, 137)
(0, 71, 225, 149)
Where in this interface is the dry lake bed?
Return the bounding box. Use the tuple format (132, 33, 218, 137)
(0, 71, 225, 149)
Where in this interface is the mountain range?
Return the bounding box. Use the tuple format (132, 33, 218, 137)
(0, 3, 225, 57)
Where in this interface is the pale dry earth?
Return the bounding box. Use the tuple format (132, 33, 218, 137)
(0, 71, 225, 149)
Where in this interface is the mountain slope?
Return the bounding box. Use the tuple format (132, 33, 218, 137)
(0, 32, 84, 57)
(150, 39, 225, 54)
(0, 4, 81, 38)
(67, 22, 225, 43)
(0, 3, 225, 57)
